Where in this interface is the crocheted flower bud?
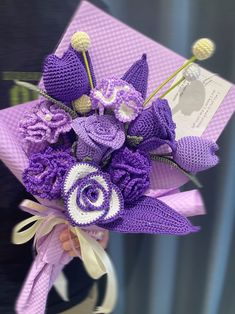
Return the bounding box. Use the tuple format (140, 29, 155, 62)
(174, 136, 219, 173)
(43, 48, 89, 102)
(72, 95, 92, 114)
(122, 54, 149, 99)
(192, 38, 215, 60)
(63, 163, 124, 226)
(71, 31, 90, 52)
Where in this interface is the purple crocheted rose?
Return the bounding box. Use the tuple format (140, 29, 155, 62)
(23, 147, 76, 200)
(90, 78, 144, 122)
(63, 163, 124, 226)
(19, 101, 72, 145)
(72, 114, 125, 164)
(108, 147, 151, 203)
(128, 98, 176, 152)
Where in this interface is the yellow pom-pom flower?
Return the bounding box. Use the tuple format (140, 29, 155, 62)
(72, 95, 92, 114)
(71, 31, 90, 52)
(192, 38, 215, 60)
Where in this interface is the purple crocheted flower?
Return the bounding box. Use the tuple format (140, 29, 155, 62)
(128, 98, 176, 152)
(23, 147, 76, 200)
(90, 78, 144, 122)
(19, 101, 72, 145)
(174, 136, 219, 173)
(63, 163, 124, 226)
(108, 147, 151, 203)
(72, 114, 125, 164)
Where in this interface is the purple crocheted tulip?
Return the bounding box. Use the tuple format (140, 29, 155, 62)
(90, 78, 144, 122)
(43, 46, 92, 102)
(72, 114, 125, 164)
(108, 147, 151, 203)
(174, 136, 219, 173)
(23, 147, 76, 200)
(63, 163, 124, 226)
(99, 196, 200, 235)
(19, 101, 72, 145)
(122, 54, 149, 99)
(128, 98, 176, 152)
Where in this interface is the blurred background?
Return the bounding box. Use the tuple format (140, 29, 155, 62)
(0, 1, 235, 314)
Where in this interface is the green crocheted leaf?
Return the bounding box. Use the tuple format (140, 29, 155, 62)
(126, 135, 143, 147)
(150, 154, 202, 188)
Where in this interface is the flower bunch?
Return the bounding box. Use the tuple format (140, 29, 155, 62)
(19, 31, 219, 236)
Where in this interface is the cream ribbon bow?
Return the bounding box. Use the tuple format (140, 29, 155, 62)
(12, 199, 117, 314)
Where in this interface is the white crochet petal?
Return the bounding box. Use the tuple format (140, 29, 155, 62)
(67, 186, 105, 225)
(64, 163, 98, 195)
(103, 186, 123, 222)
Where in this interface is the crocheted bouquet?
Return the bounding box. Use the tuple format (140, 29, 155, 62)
(2, 30, 223, 314)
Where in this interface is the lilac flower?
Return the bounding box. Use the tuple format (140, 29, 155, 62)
(72, 114, 125, 164)
(128, 98, 176, 152)
(90, 78, 144, 122)
(23, 147, 76, 200)
(19, 101, 72, 145)
(63, 163, 124, 226)
(107, 147, 151, 203)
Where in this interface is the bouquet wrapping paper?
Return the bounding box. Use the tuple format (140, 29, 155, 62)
(1, 1, 234, 313)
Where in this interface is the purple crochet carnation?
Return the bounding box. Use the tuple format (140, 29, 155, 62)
(128, 98, 176, 152)
(23, 147, 76, 200)
(90, 78, 143, 122)
(72, 114, 125, 164)
(19, 101, 72, 145)
(108, 147, 151, 203)
(63, 163, 124, 226)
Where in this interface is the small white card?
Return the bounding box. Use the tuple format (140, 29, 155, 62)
(165, 67, 232, 140)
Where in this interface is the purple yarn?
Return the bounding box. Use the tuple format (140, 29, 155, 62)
(108, 147, 151, 203)
(128, 98, 176, 152)
(99, 196, 200, 235)
(43, 47, 89, 102)
(23, 147, 76, 200)
(63, 163, 124, 226)
(90, 78, 144, 122)
(122, 54, 149, 99)
(72, 114, 125, 164)
(19, 101, 72, 145)
(174, 136, 219, 173)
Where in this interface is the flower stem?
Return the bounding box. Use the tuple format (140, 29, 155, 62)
(82, 51, 94, 90)
(160, 76, 185, 99)
(143, 55, 197, 107)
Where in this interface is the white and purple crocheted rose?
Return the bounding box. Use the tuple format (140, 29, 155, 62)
(108, 147, 151, 203)
(23, 147, 76, 200)
(19, 101, 72, 145)
(63, 163, 124, 226)
(90, 78, 144, 122)
(72, 114, 125, 164)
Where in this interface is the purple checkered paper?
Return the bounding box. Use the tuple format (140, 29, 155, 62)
(0, 1, 234, 313)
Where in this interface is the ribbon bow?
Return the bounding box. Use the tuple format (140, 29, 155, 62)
(12, 199, 117, 314)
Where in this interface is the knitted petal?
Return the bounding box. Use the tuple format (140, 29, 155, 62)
(99, 196, 200, 235)
(122, 54, 149, 99)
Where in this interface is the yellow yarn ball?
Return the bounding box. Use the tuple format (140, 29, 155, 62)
(192, 38, 215, 60)
(71, 31, 90, 52)
(73, 95, 92, 114)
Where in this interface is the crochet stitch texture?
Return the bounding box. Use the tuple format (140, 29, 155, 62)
(23, 147, 76, 200)
(100, 196, 200, 235)
(122, 54, 149, 99)
(128, 98, 176, 152)
(174, 136, 219, 173)
(108, 147, 151, 203)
